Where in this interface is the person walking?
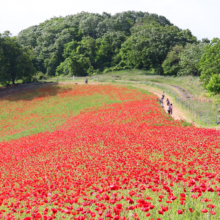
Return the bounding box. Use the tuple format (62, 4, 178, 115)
(85, 78, 88, 84)
(217, 110, 220, 125)
(168, 104, 171, 114)
(162, 91, 165, 100)
(166, 98, 170, 106)
(170, 104, 173, 115)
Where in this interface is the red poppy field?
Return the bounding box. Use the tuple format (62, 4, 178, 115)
(0, 84, 220, 220)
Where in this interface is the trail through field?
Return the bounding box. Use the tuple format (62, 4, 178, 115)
(148, 82, 194, 100)
(132, 84, 191, 123)
(169, 84, 194, 100)
(0, 81, 195, 125)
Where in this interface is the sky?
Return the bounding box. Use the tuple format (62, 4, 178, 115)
(0, 0, 219, 40)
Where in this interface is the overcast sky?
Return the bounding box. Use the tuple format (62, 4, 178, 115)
(0, 0, 219, 40)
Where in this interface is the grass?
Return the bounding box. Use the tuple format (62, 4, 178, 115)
(0, 82, 220, 219)
(68, 69, 219, 128)
(3, 69, 219, 128)
(0, 84, 139, 142)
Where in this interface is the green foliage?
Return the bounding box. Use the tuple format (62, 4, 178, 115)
(34, 71, 48, 80)
(96, 31, 126, 69)
(56, 37, 95, 76)
(0, 31, 36, 85)
(17, 11, 197, 77)
(178, 42, 207, 76)
(162, 45, 183, 75)
(56, 59, 69, 76)
(199, 38, 220, 90)
(162, 42, 207, 76)
(206, 74, 220, 94)
(67, 54, 93, 76)
(119, 24, 196, 73)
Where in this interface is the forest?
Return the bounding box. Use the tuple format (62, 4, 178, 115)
(0, 11, 220, 94)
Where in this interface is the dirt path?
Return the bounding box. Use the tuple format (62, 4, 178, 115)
(45, 82, 193, 123)
(132, 84, 192, 123)
(145, 81, 194, 100)
(168, 84, 194, 100)
(117, 80, 195, 101)
(0, 82, 57, 99)
(0, 81, 191, 124)
(57, 82, 101, 85)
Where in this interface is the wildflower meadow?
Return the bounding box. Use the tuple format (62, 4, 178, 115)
(0, 84, 220, 220)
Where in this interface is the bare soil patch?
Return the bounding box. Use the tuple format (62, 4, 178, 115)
(169, 84, 194, 100)
(0, 82, 56, 99)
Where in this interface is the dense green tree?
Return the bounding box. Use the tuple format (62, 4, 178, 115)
(178, 42, 207, 76)
(17, 11, 198, 76)
(135, 13, 173, 28)
(201, 38, 210, 43)
(0, 31, 36, 85)
(79, 14, 104, 38)
(67, 54, 93, 76)
(96, 18, 117, 37)
(199, 38, 220, 88)
(206, 74, 220, 94)
(56, 59, 69, 76)
(162, 45, 183, 75)
(163, 42, 207, 76)
(56, 37, 96, 76)
(119, 24, 196, 72)
(96, 32, 126, 69)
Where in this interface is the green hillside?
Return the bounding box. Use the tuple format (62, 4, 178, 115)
(17, 11, 196, 77)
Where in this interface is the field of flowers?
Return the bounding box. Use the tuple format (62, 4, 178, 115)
(0, 84, 220, 220)
(0, 85, 140, 142)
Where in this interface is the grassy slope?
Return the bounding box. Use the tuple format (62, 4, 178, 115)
(0, 82, 220, 219)
(0, 84, 138, 142)
(81, 70, 219, 128)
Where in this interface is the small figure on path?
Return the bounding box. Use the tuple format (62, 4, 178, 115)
(161, 102, 164, 108)
(162, 91, 165, 100)
(170, 104, 173, 115)
(168, 103, 172, 115)
(85, 78, 88, 84)
(217, 111, 220, 125)
(166, 98, 170, 106)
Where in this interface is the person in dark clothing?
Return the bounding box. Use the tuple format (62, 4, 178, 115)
(170, 104, 173, 115)
(162, 91, 165, 100)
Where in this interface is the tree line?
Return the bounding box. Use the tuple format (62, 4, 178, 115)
(0, 11, 220, 94)
(0, 31, 36, 85)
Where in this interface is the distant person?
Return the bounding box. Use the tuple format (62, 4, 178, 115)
(217, 111, 220, 125)
(162, 91, 165, 100)
(170, 104, 173, 115)
(85, 78, 88, 84)
(168, 104, 170, 114)
(168, 103, 172, 115)
(161, 102, 164, 108)
(166, 98, 170, 106)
